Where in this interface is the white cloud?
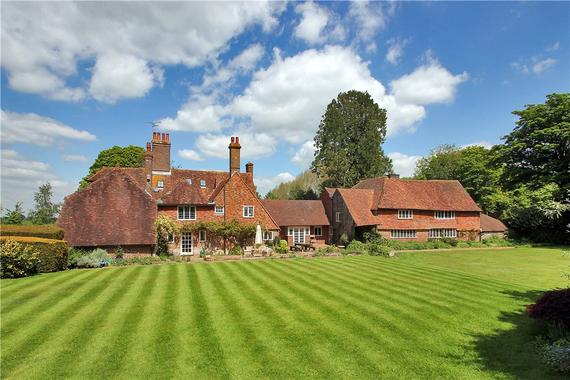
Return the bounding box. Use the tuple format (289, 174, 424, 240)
(1, 110, 96, 146)
(196, 132, 276, 159)
(460, 141, 493, 149)
(348, 1, 396, 41)
(387, 152, 422, 177)
(159, 94, 227, 132)
(1, 2, 284, 102)
(255, 172, 295, 195)
(1, 150, 76, 211)
(178, 149, 204, 161)
(390, 58, 469, 105)
(62, 154, 88, 162)
(386, 38, 408, 65)
(229, 44, 265, 71)
(292, 141, 316, 168)
(294, 1, 330, 44)
(546, 42, 560, 52)
(532, 58, 557, 75)
(511, 61, 530, 74)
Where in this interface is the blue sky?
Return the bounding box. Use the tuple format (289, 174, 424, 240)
(1, 1, 569, 211)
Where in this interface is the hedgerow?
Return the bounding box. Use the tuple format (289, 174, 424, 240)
(0, 236, 68, 273)
(0, 239, 40, 278)
(0, 224, 64, 240)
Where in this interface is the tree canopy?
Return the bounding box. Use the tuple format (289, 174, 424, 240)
(311, 90, 392, 188)
(28, 183, 60, 225)
(3, 201, 25, 225)
(265, 170, 321, 200)
(79, 145, 145, 189)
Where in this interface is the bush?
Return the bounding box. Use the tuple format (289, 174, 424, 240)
(346, 240, 367, 254)
(535, 337, 570, 373)
(68, 248, 108, 268)
(0, 236, 68, 272)
(338, 233, 349, 246)
(0, 239, 40, 278)
(115, 246, 124, 259)
(527, 289, 570, 329)
(367, 241, 392, 257)
(0, 224, 64, 239)
(275, 239, 289, 254)
(229, 245, 242, 256)
(440, 237, 458, 247)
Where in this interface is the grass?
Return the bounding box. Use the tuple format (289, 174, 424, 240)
(1, 247, 568, 379)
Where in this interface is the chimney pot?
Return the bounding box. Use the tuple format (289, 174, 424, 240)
(236, 136, 239, 144)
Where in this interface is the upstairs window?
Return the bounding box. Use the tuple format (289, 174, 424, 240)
(335, 212, 341, 222)
(435, 211, 455, 220)
(243, 206, 254, 218)
(185, 179, 192, 185)
(398, 210, 413, 219)
(200, 180, 206, 188)
(215, 206, 224, 215)
(178, 205, 196, 220)
(391, 230, 417, 239)
(157, 180, 164, 189)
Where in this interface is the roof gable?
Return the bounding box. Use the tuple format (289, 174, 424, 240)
(262, 200, 330, 226)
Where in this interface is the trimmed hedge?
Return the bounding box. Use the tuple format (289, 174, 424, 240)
(0, 239, 40, 278)
(0, 224, 64, 240)
(0, 236, 68, 273)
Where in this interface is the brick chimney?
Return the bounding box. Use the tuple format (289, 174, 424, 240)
(245, 161, 253, 176)
(387, 173, 400, 179)
(152, 132, 171, 173)
(144, 142, 153, 176)
(229, 136, 241, 174)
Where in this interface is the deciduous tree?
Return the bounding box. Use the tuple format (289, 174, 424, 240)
(79, 145, 145, 189)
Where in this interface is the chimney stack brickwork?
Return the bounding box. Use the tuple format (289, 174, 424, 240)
(245, 161, 254, 176)
(229, 136, 241, 174)
(151, 132, 171, 173)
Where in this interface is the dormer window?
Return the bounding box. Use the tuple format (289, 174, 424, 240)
(398, 210, 413, 219)
(215, 206, 224, 215)
(186, 179, 192, 185)
(157, 180, 164, 189)
(200, 180, 206, 188)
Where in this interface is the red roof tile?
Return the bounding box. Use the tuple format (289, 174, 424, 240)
(480, 214, 506, 232)
(337, 188, 382, 226)
(262, 200, 330, 226)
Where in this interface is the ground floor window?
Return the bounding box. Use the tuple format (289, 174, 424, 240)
(263, 231, 274, 241)
(288, 227, 310, 244)
(181, 232, 193, 254)
(314, 226, 322, 236)
(390, 229, 417, 239)
(199, 230, 206, 242)
(428, 228, 457, 238)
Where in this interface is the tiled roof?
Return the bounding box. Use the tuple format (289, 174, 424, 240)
(354, 177, 481, 212)
(480, 214, 506, 232)
(337, 188, 382, 226)
(262, 200, 330, 226)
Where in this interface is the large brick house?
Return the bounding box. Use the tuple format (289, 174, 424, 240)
(58, 133, 279, 256)
(324, 175, 487, 242)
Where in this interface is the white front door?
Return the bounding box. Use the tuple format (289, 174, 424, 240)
(292, 227, 310, 244)
(181, 232, 193, 255)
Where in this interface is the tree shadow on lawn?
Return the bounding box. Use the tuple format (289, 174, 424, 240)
(472, 289, 566, 380)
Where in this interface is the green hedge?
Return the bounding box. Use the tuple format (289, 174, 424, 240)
(0, 236, 68, 273)
(0, 224, 64, 240)
(0, 240, 40, 278)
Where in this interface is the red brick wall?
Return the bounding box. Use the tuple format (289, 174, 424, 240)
(105, 245, 154, 257)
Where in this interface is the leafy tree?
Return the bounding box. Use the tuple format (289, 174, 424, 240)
(414, 145, 462, 180)
(265, 170, 321, 199)
(28, 183, 60, 225)
(3, 201, 25, 225)
(311, 90, 392, 188)
(79, 145, 145, 189)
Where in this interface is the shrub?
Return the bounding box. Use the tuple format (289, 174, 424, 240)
(440, 237, 458, 247)
(346, 240, 367, 254)
(338, 233, 349, 246)
(229, 245, 242, 256)
(367, 241, 392, 257)
(272, 236, 281, 247)
(0, 236, 68, 272)
(527, 289, 570, 329)
(275, 239, 289, 254)
(0, 224, 64, 240)
(115, 246, 124, 259)
(69, 248, 108, 268)
(535, 337, 570, 373)
(0, 239, 40, 278)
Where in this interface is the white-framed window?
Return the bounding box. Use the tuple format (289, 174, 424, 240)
(398, 210, 413, 219)
(428, 228, 457, 238)
(288, 227, 310, 244)
(215, 206, 224, 215)
(435, 211, 455, 220)
(157, 180, 164, 188)
(186, 179, 192, 185)
(181, 232, 192, 254)
(200, 179, 206, 188)
(263, 231, 274, 241)
(390, 230, 417, 239)
(199, 230, 207, 242)
(335, 212, 341, 222)
(243, 205, 254, 218)
(314, 226, 322, 236)
(178, 205, 196, 220)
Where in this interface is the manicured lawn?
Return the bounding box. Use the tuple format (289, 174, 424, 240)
(1, 247, 567, 379)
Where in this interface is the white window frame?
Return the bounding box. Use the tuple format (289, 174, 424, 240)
(181, 232, 193, 255)
(335, 212, 341, 222)
(428, 228, 457, 239)
(288, 227, 310, 244)
(313, 226, 322, 236)
(434, 211, 456, 220)
(157, 180, 164, 189)
(243, 205, 254, 218)
(263, 231, 274, 241)
(199, 230, 207, 242)
(177, 205, 196, 220)
(390, 230, 417, 239)
(398, 210, 413, 219)
(200, 179, 206, 188)
(214, 206, 224, 215)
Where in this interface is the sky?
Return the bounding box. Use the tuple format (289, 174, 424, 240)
(1, 1, 569, 212)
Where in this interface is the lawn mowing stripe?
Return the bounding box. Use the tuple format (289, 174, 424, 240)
(262, 259, 463, 377)
(11, 266, 140, 379)
(205, 263, 277, 378)
(311, 258, 507, 311)
(220, 261, 338, 379)
(1, 267, 118, 377)
(1, 269, 100, 315)
(183, 264, 232, 379)
(0, 269, 91, 297)
(112, 264, 169, 378)
(247, 260, 405, 378)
